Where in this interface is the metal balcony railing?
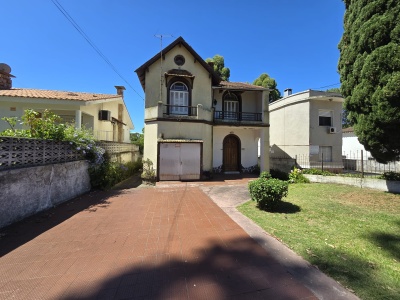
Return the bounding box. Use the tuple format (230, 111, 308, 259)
(214, 111, 262, 122)
(163, 104, 198, 117)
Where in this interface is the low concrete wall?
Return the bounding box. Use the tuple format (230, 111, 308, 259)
(304, 174, 400, 194)
(0, 161, 91, 229)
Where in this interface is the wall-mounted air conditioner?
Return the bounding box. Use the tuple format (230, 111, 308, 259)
(98, 110, 111, 121)
(329, 127, 337, 134)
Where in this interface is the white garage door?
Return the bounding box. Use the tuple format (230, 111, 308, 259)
(159, 143, 201, 180)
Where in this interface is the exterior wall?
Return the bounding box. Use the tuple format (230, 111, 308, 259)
(0, 161, 90, 229)
(342, 132, 372, 159)
(269, 99, 310, 158)
(309, 99, 342, 162)
(213, 127, 260, 169)
(143, 122, 159, 169)
(144, 46, 213, 110)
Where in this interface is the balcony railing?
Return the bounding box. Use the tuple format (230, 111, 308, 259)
(163, 104, 198, 117)
(214, 111, 262, 122)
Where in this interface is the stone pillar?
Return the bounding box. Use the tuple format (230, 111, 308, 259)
(75, 110, 82, 129)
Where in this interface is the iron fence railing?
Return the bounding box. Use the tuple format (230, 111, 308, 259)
(163, 104, 198, 116)
(270, 151, 400, 178)
(214, 111, 262, 122)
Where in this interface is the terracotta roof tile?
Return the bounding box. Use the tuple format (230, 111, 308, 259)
(217, 81, 268, 91)
(0, 88, 121, 102)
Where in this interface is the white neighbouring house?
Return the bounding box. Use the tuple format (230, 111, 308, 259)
(135, 37, 270, 180)
(342, 127, 372, 159)
(269, 89, 344, 171)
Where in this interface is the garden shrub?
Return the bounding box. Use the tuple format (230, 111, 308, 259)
(259, 171, 272, 179)
(289, 167, 310, 183)
(248, 177, 289, 211)
(302, 168, 334, 176)
(269, 168, 289, 181)
(378, 171, 400, 181)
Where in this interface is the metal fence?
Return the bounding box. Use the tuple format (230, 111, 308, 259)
(0, 137, 82, 170)
(270, 150, 400, 178)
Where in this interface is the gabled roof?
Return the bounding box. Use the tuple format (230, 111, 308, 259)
(135, 36, 221, 90)
(0, 88, 121, 102)
(214, 81, 268, 91)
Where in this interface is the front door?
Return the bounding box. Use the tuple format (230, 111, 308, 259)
(223, 135, 240, 172)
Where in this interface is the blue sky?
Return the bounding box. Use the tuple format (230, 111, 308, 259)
(3, 1, 345, 132)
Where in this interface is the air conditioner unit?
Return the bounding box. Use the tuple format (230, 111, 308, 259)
(329, 127, 337, 134)
(98, 110, 111, 121)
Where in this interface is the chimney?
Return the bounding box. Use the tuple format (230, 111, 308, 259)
(207, 61, 214, 69)
(0, 63, 15, 90)
(284, 88, 292, 97)
(115, 85, 126, 97)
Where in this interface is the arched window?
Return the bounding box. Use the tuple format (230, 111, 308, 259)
(223, 92, 239, 119)
(169, 82, 189, 115)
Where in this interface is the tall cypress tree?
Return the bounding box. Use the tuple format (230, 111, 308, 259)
(338, 0, 400, 163)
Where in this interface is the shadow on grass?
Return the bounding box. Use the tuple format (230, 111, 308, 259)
(367, 220, 400, 261)
(257, 201, 301, 214)
(0, 175, 143, 257)
(306, 248, 398, 300)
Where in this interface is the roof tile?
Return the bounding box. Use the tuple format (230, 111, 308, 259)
(0, 88, 121, 102)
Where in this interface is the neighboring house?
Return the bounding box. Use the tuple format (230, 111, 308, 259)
(135, 36, 270, 180)
(269, 89, 344, 170)
(0, 65, 134, 143)
(342, 127, 372, 159)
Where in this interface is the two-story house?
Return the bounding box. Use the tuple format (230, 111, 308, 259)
(135, 37, 270, 180)
(269, 89, 344, 171)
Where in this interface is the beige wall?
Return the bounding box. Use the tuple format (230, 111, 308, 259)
(309, 99, 343, 162)
(213, 127, 261, 169)
(144, 46, 213, 110)
(269, 99, 310, 157)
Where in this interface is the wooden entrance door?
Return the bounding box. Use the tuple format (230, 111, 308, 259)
(223, 135, 240, 172)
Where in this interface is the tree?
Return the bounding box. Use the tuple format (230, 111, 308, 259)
(130, 128, 144, 154)
(205, 55, 230, 81)
(326, 87, 341, 93)
(253, 73, 281, 102)
(338, 0, 400, 163)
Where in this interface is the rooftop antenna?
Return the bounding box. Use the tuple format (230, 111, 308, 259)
(154, 34, 173, 102)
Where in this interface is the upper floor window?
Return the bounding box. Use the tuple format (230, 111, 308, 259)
(169, 82, 189, 115)
(319, 110, 332, 126)
(223, 93, 239, 119)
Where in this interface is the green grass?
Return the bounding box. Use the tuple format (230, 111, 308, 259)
(238, 183, 400, 300)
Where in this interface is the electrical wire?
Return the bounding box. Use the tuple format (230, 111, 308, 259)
(313, 82, 341, 90)
(51, 0, 144, 101)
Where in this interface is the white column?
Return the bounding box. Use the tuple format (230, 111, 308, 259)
(260, 90, 270, 172)
(75, 110, 82, 129)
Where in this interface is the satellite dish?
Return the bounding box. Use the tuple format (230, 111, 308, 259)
(0, 63, 11, 74)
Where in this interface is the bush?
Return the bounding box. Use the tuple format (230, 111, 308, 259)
(89, 157, 142, 190)
(289, 167, 310, 184)
(259, 171, 272, 179)
(378, 171, 400, 181)
(269, 168, 289, 181)
(248, 178, 289, 211)
(302, 168, 334, 176)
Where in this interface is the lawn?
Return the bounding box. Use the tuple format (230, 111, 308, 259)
(238, 183, 400, 300)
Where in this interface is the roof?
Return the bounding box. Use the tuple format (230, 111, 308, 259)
(135, 36, 221, 90)
(214, 81, 268, 91)
(0, 88, 121, 102)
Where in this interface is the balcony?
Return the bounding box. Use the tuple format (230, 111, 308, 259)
(163, 104, 198, 117)
(214, 111, 262, 122)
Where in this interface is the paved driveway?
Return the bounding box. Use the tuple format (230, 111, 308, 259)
(0, 176, 358, 299)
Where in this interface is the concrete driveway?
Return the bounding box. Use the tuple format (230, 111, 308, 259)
(0, 175, 358, 299)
